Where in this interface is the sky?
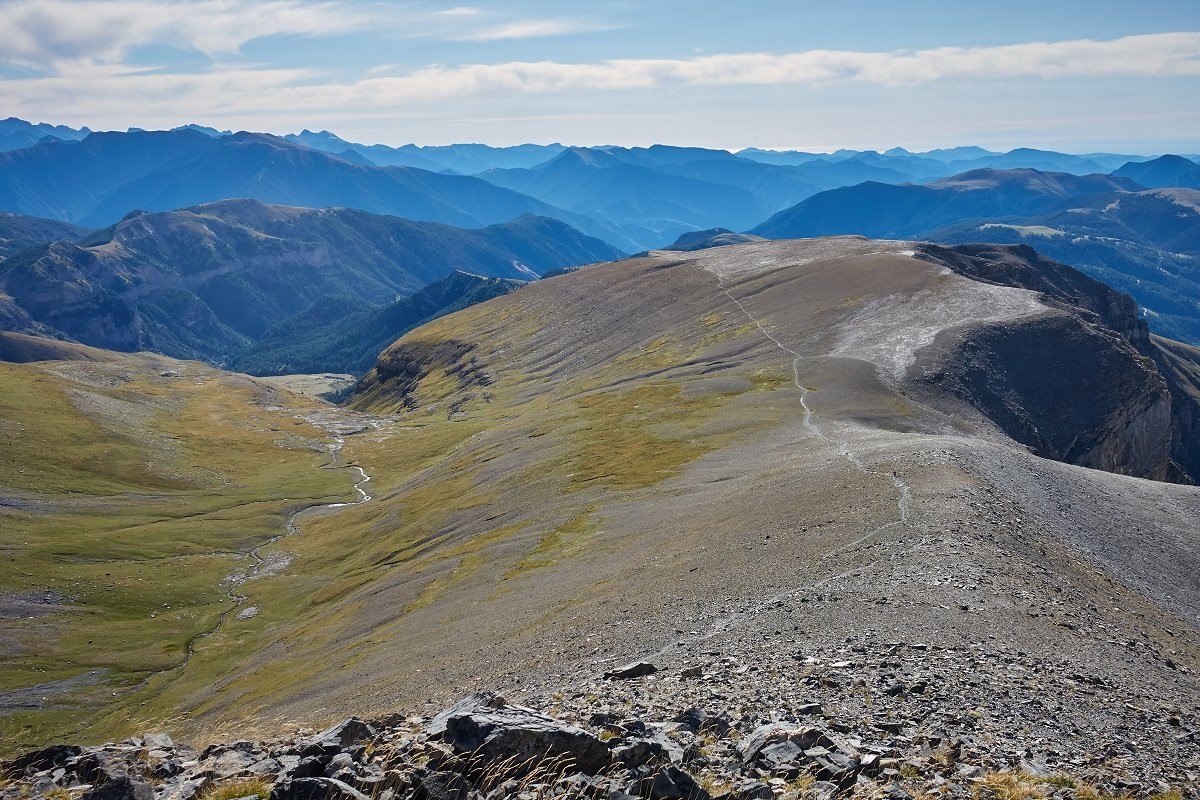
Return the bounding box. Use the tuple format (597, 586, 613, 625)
(1, 0, 1199, 153)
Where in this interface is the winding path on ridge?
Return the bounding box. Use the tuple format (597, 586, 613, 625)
(649, 267, 918, 660)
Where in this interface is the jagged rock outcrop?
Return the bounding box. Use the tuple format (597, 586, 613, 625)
(353, 339, 490, 412)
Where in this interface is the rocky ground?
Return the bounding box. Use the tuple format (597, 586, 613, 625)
(4, 638, 1196, 800)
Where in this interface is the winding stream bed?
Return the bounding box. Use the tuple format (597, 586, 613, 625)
(183, 433, 374, 657)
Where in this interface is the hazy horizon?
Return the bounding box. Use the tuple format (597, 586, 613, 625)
(2, 0, 1199, 152)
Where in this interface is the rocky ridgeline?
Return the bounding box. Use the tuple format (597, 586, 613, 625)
(4, 652, 1197, 800)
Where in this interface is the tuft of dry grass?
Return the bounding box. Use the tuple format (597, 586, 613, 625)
(198, 778, 272, 800)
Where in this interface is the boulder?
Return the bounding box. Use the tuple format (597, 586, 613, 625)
(142, 734, 174, 750)
(804, 748, 859, 789)
(156, 777, 211, 800)
(736, 724, 833, 763)
(612, 732, 683, 768)
(414, 771, 470, 800)
(4, 744, 83, 776)
(270, 777, 368, 800)
(757, 740, 804, 777)
(300, 720, 376, 758)
(67, 752, 126, 785)
(203, 749, 258, 780)
(673, 708, 730, 736)
(646, 766, 710, 800)
(429, 693, 612, 776)
(80, 777, 155, 800)
(715, 779, 774, 800)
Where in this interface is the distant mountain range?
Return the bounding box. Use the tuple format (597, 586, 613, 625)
(749, 167, 1200, 345)
(1, 117, 1198, 345)
(0, 200, 619, 366)
(1113, 154, 1200, 189)
(0, 117, 91, 152)
(0, 130, 630, 244)
(750, 169, 1139, 239)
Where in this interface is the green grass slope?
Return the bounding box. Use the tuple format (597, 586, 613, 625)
(0, 354, 352, 752)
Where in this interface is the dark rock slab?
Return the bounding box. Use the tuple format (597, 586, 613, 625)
(300, 719, 377, 758)
(646, 766, 710, 800)
(414, 770, 470, 800)
(604, 662, 659, 680)
(4, 744, 82, 775)
(270, 777, 368, 800)
(429, 693, 611, 776)
(80, 777, 154, 800)
(736, 724, 833, 763)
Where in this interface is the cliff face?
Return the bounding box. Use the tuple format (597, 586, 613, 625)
(1151, 336, 1200, 482)
(917, 314, 1174, 480)
(914, 242, 1193, 483)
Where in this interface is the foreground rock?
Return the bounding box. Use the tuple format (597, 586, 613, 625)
(4, 676, 1196, 800)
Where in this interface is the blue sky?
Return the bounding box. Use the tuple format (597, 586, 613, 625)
(1, 0, 1198, 152)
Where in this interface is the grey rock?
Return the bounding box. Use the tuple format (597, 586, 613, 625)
(81, 777, 155, 800)
(714, 779, 774, 800)
(646, 766, 710, 800)
(673, 708, 730, 736)
(807, 780, 840, 800)
(323, 754, 354, 777)
(414, 771, 470, 800)
(155, 776, 210, 800)
(5, 744, 83, 775)
(143, 734, 174, 751)
(805, 749, 859, 789)
(736, 724, 833, 763)
(205, 750, 257, 780)
(270, 777, 368, 800)
(246, 759, 281, 777)
(757, 740, 804, 775)
(432, 693, 612, 776)
(613, 732, 682, 768)
(68, 752, 126, 785)
(274, 756, 301, 775)
(301, 720, 376, 758)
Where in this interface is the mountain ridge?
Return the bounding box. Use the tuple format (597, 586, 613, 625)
(0, 200, 621, 364)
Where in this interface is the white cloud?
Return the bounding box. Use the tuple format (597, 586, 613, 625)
(435, 6, 480, 16)
(2, 32, 1199, 134)
(319, 33, 1200, 101)
(0, 0, 373, 69)
(454, 18, 613, 41)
